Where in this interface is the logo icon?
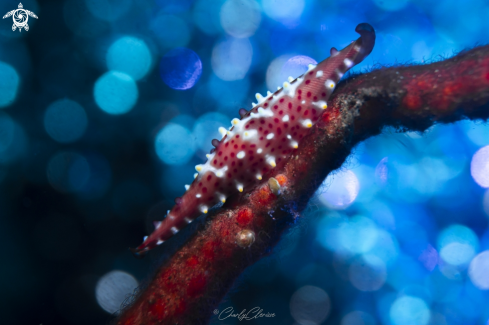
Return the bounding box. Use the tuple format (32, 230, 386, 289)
(3, 3, 38, 32)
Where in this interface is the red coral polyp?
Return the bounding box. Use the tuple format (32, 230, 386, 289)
(236, 208, 253, 226)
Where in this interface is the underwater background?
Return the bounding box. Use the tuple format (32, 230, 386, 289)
(1, 0, 489, 324)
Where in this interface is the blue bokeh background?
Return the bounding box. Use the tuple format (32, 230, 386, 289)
(1, 0, 489, 324)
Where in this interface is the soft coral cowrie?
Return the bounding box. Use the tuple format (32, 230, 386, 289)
(131, 23, 376, 255)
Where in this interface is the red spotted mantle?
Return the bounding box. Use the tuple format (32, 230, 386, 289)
(132, 23, 376, 255)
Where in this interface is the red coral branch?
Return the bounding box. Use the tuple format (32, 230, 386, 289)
(115, 45, 489, 324)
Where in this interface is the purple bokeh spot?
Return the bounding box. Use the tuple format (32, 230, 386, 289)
(375, 157, 389, 185)
(471, 145, 489, 188)
(280, 55, 317, 82)
(418, 244, 438, 271)
(159, 48, 202, 90)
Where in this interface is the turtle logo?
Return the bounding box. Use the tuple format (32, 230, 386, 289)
(3, 3, 38, 32)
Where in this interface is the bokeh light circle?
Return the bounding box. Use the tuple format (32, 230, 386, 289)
(463, 121, 489, 147)
(389, 296, 430, 325)
(94, 71, 138, 114)
(316, 211, 346, 252)
(471, 146, 489, 188)
(193, 112, 230, 153)
(437, 224, 479, 266)
(290, 285, 331, 325)
(341, 311, 376, 325)
(0, 112, 27, 165)
(280, 55, 317, 82)
(262, 0, 305, 23)
(160, 48, 202, 90)
(95, 270, 138, 314)
(266, 55, 293, 91)
(468, 250, 489, 290)
(85, 0, 132, 22)
(150, 14, 190, 49)
(63, 0, 108, 38)
(208, 74, 250, 114)
(47, 151, 90, 193)
(349, 255, 387, 291)
(0, 61, 20, 108)
(155, 123, 195, 165)
(440, 242, 476, 266)
(212, 38, 253, 81)
(0, 113, 16, 153)
(106, 36, 152, 80)
(370, 229, 400, 266)
(78, 153, 112, 201)
(338, 215, 378, 254)
(220, 0, 261, 38)
(192, 0, 225, 35)
(318, 170, 360, 209)
(44, 99, 88, 143)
